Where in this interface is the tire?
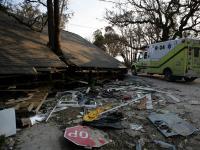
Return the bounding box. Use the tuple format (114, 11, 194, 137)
(184, 77, 197, 82)
(164, 69, 174, 81)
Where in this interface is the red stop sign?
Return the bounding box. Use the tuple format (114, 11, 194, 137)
(64, 125, 110, 148)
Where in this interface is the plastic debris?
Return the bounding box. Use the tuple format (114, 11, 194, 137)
(30, 114, 46, 125)
(129, 123, 143, 131)
(64, 125, 110, 148)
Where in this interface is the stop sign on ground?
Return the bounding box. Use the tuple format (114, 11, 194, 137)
(64, 125, 110, 148)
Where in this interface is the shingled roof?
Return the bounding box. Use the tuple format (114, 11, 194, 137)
(0, 11, 126, 75)
(60, 30, 126, 69)
(0, 11, 66, 75)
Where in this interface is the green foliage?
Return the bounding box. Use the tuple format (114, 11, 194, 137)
(93, 29, 106, 51)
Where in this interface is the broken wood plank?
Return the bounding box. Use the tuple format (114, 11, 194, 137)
(28, 103, 34, 112)
(5, 93, 34, 105)
(35, 92, 48, 112)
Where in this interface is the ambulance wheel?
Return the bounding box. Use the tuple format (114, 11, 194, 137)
(184, 77, 197, 82)
(164, 69, 174, 81)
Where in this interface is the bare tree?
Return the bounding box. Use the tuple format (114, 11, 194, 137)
(105, 0, 200, 42)
(25, 0, 72, 54)
(54, 0, 62, 55)
(1, 1, 47, 32)
(47, 0, 55, 50)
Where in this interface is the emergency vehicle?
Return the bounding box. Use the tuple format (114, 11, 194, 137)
(132, 38, 200, 81)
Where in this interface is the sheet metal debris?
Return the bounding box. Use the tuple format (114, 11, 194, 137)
(64, 125, 110, 148)
(148, 112, 198, 137)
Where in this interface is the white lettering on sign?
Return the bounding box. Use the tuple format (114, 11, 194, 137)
(68, 130, 78, 137)
(68, 130, 89, 139)
(79, 131, 88, 138)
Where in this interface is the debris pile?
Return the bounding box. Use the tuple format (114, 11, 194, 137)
(43, 79, 198, 149)
(0, 78, 199, 149)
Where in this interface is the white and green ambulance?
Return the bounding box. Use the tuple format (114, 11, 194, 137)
(132, 38, 200, 82)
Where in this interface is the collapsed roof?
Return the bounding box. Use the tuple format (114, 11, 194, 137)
(60, 30, 126, 69)
(0, 11, 126, 75)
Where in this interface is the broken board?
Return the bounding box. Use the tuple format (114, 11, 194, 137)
(5, 87, 49, 112)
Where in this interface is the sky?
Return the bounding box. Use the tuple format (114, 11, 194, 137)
(13, 0, 114, 40)
(66, 0, 114, 40)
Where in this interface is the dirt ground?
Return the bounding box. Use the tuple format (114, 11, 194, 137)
(14, 75, 200, 150)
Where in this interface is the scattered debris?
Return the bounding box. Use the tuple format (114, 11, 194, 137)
(0, 108, 16, 137)
(166, 94, 180, 103)
(5, 87, 49, 112)
(153, 140, 176, 150)
(1, 77, 198, 149)
(148, 112, 198, 137)
(146, 94, 153, 110)
(46, 90, 97, 122)
(100, 95, 147, 116)
(30, 114, 46, 125)
(137, 97, 147, 110)
(83, 106, 111, 122)
(64, 125, 110, 148)
(136, 141, 142, 150)
(189, 100, 200, 105)
(83, 111, 124, 129)
(129, 123, 143, 131)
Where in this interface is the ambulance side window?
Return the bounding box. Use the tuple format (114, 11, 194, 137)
(138, 53, 143, 61)
(194, 48, 199, 57)
(144, 52, 147, 59)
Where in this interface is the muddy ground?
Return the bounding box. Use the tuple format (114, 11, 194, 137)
(14, 75, 200, 150)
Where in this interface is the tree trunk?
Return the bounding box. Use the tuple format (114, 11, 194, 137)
(47, 0, 55, 50)
(54, 0, 62, 56)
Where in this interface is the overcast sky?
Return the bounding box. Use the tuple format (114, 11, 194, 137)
(13, 0, 113, 40)
(67, 0, 113, 40)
